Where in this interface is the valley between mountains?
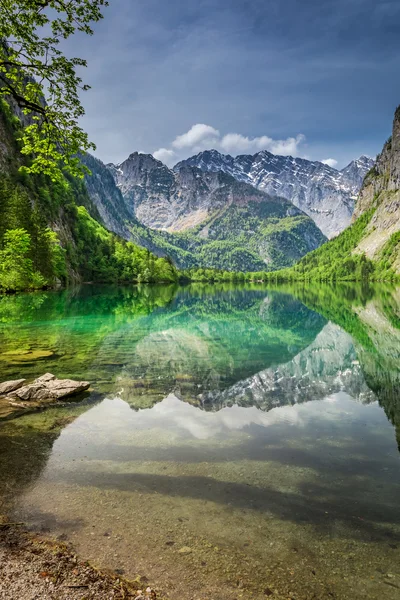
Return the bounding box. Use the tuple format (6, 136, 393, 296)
(1, 98, 400, 291)
(82, 148, 373, 272)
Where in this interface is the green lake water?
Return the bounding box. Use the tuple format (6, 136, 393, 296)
(0, 283, 399, 599)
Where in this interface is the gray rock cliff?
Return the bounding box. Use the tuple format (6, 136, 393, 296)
(175, 150, 374, 238)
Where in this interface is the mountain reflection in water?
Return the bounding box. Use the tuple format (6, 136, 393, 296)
(0, 283, 399, 600)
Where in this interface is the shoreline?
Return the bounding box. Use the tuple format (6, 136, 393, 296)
(1, 275, 397, 297)
(0, 516, 161, 600)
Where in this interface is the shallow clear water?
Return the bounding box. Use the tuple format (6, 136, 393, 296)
(0, 283, 399, 599)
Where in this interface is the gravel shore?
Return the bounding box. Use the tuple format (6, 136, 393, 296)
(0, 518, 159, 600)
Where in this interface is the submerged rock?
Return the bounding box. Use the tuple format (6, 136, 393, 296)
(0, 397, 21, 419)
(1, 349, 55, 362)
(0, 379, 26, 395)
(178, 546, 192, 555)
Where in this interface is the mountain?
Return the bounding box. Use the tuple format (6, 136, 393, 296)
(340, 156, 375, 189)
(351, 105, 400, 271)
(83, 152, 326, 271)
(0, 100, 177, 291)
(263, 105, 400, 281)
(175, 150, 374, 238)
(81, 153, 200, 267)
(82, 152, 133, 239)
(108, 151, 306, 232)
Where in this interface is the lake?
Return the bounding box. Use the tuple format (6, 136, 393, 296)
(0, 283, 399, 599)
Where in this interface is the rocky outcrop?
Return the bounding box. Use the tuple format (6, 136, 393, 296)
(7, 373, 90, 401)
(175, 150, 374, 238)
(0, 379, 26, 395)
(353, 108, 400, 219)
(0, 374, 90, 420)
(352, 106, 400, 270)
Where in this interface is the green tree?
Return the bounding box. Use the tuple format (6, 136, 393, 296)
(0, 0, 108, 180)
(0, 228, 45, 290)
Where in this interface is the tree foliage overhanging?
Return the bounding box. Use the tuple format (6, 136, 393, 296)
(0, 99, 178, 292)
(0, 0, 108, 181)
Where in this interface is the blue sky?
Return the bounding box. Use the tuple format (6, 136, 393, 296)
(68, 0, 400, 168)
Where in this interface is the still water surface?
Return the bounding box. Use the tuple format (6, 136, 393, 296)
(0, 284, 399, 599)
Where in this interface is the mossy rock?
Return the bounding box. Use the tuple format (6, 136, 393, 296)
(1, 349, 31, 357)
(2, 350, 55, 362)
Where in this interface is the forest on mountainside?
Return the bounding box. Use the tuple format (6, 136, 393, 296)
(0, 100, 177, 291)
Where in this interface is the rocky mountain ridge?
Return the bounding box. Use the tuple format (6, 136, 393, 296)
(107, 151, 302, 231)
(175, 150, 374, 238)
(83, 152, 326, 271)
(82, 152, 133, 239)
(352, 106, 400, 270)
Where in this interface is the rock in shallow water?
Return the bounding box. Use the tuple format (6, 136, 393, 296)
(34, 373, 55, 383)
(9, 383, 53, 401)
(1, 373, 90, 402)
(0, 379, 26, 395)
(0, 374, 91, 420)
(178, 546, 192, 555)
(44, 378, 90, 398)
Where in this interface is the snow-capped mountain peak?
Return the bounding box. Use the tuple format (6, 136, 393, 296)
(174, 150, 375, 237)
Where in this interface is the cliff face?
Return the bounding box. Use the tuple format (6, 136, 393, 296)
(0, 104, 80, 283)
(0, 109, 15, 172)
(82, 153, 133, 239)
(108, 151, 309, 232)
(353, 107, 400, 271)
(176, 150, 374, 238)
(83, 151, 327, 271)
(354, 106, 400, 217)
(0, 102, 175, 288)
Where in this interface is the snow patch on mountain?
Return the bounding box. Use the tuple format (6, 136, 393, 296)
(174, 150, 375, 237)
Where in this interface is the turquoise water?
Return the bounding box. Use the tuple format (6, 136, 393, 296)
(0, 283, 399, 599)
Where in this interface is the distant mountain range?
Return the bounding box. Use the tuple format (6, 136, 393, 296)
(175, 150, 374, 238)
(83, 152, 326, 271)
(265, 105, 400, 280)
(81, 144, 374, 272)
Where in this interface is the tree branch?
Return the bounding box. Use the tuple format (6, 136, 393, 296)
(0, 74, 45, 115)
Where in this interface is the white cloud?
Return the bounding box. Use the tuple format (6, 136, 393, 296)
(220, 133, 306, 156)
(321, 158, 338, 168)
(153, 123, 306, 166)
(68, 392, 361, 444)
(153, 147, 176, 163)
(172, 123, 220, 149)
